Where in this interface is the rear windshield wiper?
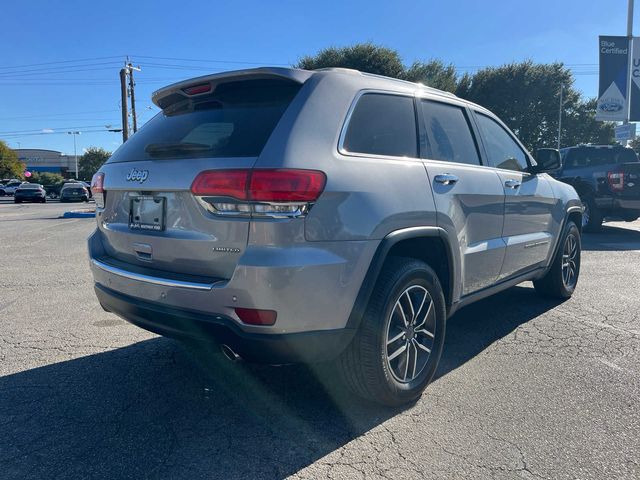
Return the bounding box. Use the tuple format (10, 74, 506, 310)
(144, 142, 213, 157)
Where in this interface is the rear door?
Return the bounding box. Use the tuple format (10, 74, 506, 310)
(96, 77, 302, 280)
(472, 111, 556, 279)
(419, 99, 506, 295)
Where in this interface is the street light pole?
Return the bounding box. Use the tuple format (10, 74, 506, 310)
(557, 84, 564, 150)
(67, 131, 81, 178)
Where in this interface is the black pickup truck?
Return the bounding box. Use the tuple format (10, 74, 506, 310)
(556, 145, 640, 231)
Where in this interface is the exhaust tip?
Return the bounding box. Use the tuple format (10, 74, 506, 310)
(220, 344, 241, 362)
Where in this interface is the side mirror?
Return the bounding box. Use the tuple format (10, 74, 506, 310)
(533, 148, 561, 173)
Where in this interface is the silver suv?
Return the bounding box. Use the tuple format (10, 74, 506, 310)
(89, 67, 583, 406)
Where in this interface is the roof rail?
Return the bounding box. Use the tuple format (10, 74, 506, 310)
(359, 71, 458, 98)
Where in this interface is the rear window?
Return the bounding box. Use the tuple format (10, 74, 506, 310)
(63, 187, 85, 193)
(563, 147, 638, 167)
(107, 79, 301, 163)
(342, 93, 418, 158)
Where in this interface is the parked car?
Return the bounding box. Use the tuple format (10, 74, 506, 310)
(14, 183, 46, 203)
(0, 180, 26, 196)
(556, 144, 640, 231)
(60, 184, 90, 202)
(88, 67, 583, 406)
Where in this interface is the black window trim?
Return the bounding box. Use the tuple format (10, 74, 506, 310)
(471, 109, 534, 174)
(338, 89, 421, 161)
(417, 98, 484, 167)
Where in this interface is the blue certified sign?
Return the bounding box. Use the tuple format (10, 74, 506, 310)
(597, 36, 630, 122)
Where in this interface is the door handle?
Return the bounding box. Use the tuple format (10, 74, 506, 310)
(434, 174, 459, 185)
(504, 179, 521, 189)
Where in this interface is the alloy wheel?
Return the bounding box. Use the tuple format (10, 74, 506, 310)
(385, 285, 436, 383)
(562, 234, 579, 288)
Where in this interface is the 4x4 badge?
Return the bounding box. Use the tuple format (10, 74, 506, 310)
(126, 168, 149, 183)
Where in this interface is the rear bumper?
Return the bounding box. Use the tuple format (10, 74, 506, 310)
(88, 229, 377, 333)
(95, 283, 354, 363)
(596, 195, 640, 212)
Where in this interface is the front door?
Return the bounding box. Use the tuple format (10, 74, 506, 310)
(473, 112, 556, 279)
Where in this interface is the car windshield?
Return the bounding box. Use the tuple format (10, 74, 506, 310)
(19, 184, 40, 189)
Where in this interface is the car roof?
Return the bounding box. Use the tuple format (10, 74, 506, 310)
(152, 66, 482, 111)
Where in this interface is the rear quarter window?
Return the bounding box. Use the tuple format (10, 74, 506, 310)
(341, 93, 418, 158)
(107, 79, 301, 163)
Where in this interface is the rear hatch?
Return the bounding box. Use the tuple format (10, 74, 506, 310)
(96, 74, 304, 280)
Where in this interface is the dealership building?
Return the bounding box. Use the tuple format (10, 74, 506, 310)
(15, 149, 78, 178)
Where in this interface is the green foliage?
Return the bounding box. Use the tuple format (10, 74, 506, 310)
(28, 171, 65, 187)
(0, 141, 25, 179)
(296, 43, 406, 78)
(455, 61, 614, 151)
(403, 60, 458, 93)
(78, 147, 111, 181)
(459, 61, 574, 150)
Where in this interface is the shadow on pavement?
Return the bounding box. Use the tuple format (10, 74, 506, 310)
(0, 285, 562, 479)
(581, 224, 640, 251)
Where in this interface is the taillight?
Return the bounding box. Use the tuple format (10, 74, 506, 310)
(249, 169, 326, 202)
(608, 171, 624, 192)
(191, 169, 249, 200)
(235, 308, 277, 326)
(190, 169, 326, 218)
(91, 172, 105, 208)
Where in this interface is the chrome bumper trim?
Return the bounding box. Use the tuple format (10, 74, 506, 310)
(91, 258, 215, 291)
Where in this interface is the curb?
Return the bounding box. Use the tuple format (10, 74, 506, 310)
(61, 210, 96, 218)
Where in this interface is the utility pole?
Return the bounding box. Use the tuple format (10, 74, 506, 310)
(119, 68, 129, 142)
(127, 63, 141, 133)
(67, 131, 81, 178)
(557, 84, 563, 150)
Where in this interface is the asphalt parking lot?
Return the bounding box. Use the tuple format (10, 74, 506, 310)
(0, 201, 638, 480)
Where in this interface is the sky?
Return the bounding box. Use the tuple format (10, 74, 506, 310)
(0, 0, 635, 155)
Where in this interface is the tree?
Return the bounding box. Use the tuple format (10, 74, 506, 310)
(296, 43, 406, 78)
(560, 98, 615, 147)
(29, 171, 65, 187)
(0, 141, 25, 179)
(295, 43, 459, 92)
(403, 60, 458, 93)
(456, 61, 614, 151)
(78, 147, 111, 181)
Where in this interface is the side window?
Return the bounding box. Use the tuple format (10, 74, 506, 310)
(342, 93, 418, 158)
(475, 113, 528, 172)
(420, 100, 480, 165)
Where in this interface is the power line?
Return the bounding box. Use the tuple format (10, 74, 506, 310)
(0, 62, 124, 77)
(131, 54, 289, 66)
(0, 56, 124, 71)
(0, 124, 122, 135)
(0, 110, 118, 120)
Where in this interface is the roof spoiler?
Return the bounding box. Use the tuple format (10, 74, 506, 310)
(151, 67, 313, 110)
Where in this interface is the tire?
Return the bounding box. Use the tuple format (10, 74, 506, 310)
(533, 221, 581, 298)
(581, 196, 603, 232)
(42, 198, 47, 203)
(337, 257, 447, 406)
